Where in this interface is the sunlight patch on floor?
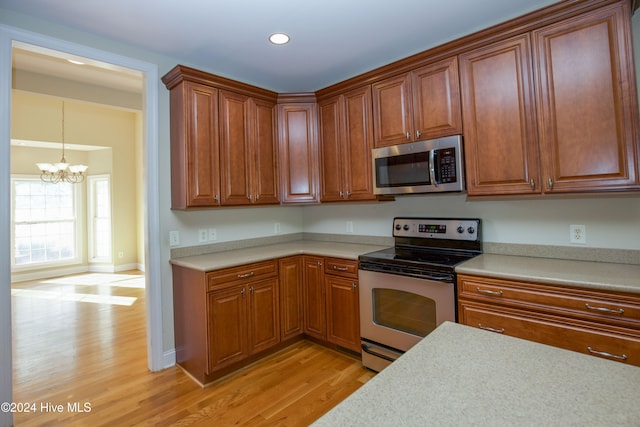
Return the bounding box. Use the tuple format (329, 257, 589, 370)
(10, 288, 137, 306)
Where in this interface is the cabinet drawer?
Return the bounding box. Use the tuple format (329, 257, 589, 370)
(324, 258, 358, 278)
(458, 275, 640, 327)
(459, 301, 640, 367)
(207, 260, 278, 291)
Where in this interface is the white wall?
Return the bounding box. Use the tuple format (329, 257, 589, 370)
(302, 194, 640, 250)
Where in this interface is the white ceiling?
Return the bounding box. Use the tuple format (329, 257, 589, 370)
(3, 0, 561, 93)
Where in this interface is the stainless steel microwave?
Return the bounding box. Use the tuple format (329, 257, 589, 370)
(372, 135, 465, 195)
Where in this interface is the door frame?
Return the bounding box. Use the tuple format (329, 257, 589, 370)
(0, 24, 163, 427)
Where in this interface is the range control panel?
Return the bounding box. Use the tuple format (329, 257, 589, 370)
(393, 217, 480, 241)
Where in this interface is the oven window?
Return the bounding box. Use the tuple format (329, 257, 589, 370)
(372, 288, 436, 337)
(375, 152, 430, 188)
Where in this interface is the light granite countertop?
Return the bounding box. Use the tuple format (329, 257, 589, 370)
(169, 240, 388, 272)
(456, 254, 640, 294)
(313, 321, 640, 427)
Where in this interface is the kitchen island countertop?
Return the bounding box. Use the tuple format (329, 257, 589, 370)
(456, 253, 640, 294)
(169, 240, 388, 272)
(313, 321, 640, 427)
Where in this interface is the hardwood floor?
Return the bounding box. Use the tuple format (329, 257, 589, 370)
(11, 272, 374, 426)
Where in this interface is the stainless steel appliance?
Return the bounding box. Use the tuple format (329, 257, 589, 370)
(359, 217, 481, 372)
(372, 135, 464, 196)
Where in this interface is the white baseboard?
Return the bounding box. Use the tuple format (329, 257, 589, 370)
(163, 348, 176, 369)
(11, 265, 89, 283)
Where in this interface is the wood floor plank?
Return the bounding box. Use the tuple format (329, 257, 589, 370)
(12, 272, 375, 426)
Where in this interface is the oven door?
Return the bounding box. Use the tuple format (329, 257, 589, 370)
(359, 269, 456, 370)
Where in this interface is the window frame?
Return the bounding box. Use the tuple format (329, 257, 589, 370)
(87, 174, 112, 263)
(10, 174, 84, 271)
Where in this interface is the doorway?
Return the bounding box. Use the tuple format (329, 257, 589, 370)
(0, 24, 163, 426)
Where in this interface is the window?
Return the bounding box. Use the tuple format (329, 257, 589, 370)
(87, 175, 112, 262)
(11, 176, 82, 268)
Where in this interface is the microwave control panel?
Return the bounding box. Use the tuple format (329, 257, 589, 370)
(435, 148, 457, 183)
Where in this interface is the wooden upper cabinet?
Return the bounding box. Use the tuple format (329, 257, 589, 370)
(219, 91, 279, 206)
(533, 3, 639, 193)
(167, 80, 221, 209)
(411, 57, 462, 141)
(162, 65, 278, 209)
(318, 85, 376, 202)
(277, 99, 320, 204)
(459, 34, 541, 196)
(461, 2, 639, 197)
(372, 56, 462, 148)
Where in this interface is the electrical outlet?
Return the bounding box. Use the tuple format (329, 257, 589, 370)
(118, 251, 124, 259)
(169, 231, 180, 247)
(274, 223, 281, 234)
(346, 221, 354, 233)
(198, 229, 208, 243)
(208, 228, 217, 241)
(570, 224, 586, 244)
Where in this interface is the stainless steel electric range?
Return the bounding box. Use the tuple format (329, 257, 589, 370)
(358, 217, 482, 372)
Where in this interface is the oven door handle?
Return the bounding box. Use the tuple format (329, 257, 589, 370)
(429, 149, 438, 187)
(361, 342, 400, 363)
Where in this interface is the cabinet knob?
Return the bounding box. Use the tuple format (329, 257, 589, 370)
(346, 191, 351, 198)
(214, 195, 220, 203)
(416, 130, 421, 139)
(530, 179, 535, 190)
(241, 288, 246, 296)
(317, 261, 322, 267)
(406, 132, 411, 140)
(255, 194, 260, 200)
(248, 195, 253, 202)
(249, 286, 254, 294)
(339, 191, 344, 199)
(547, 178, 553, 189)
(351, 282, 356, 290)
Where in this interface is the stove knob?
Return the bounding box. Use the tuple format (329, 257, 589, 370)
(395, 224, 402, 230)
(457, 226, 465, 234)
(467, 226, 475, 235)
(403, 224, 410, 231)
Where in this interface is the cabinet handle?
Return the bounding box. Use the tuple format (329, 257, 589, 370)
(248, 195, 253, 202)
(478, 324, 504, 334)
(237, 272, 255, 279)
(249, 286, 254, 294)
(585, 304, 624, 315)
(530, 179, 535, 190)
(333, 266, 349, 271)
(476, 287, 503, 296)
(214, 195, 220, 204)
(352, 282, 356, 290)
(339, 191, 344, 199)
(317, 261, 322, 267)
(346, 191, 351, 198)
(587, 347, 628, 361)
(255, 194, 260, 200)
(416, 130, 421, 139)
(406, 132, 411, 140)
(547, 178, 553, 189)
(241, 287, 246, 296)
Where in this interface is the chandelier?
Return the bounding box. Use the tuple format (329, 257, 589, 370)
(36, 102, 88, 184)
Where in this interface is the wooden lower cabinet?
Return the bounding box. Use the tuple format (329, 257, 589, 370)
(325, 274, 360, 352)
(279, 257, 304, 340)
(303, 256, 327, 340)
(173, 255, 361, 386)
(458, 274, 640, 366)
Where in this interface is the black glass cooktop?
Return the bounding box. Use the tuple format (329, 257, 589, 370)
(359, 246, 476, 269)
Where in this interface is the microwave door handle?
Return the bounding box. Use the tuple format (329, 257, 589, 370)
(429, 150, 438, 187)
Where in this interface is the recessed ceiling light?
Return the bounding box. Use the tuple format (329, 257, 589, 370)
(269, 33, 290, 45)
(67, 59, 85, 65)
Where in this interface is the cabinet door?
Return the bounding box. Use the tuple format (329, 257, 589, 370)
(207, 285, 248, 372)
(411, 57, 462, 140)
(219, 90, 252, 205)
(342, 85, 376, 201)
(303, 256, 326, 340)
(372, 73, 413, 147)
(459, 34, 541, 196)
(279, 257, 304, 340)
(278, 103, 320, 204)
(171, 81, 220, 208)
(251, 98, 280, 204)
(325, 275, 360, 352)
(318, 95, 344, 202)
(534, 4, 639, 193)
(248, 278, 280, 354)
